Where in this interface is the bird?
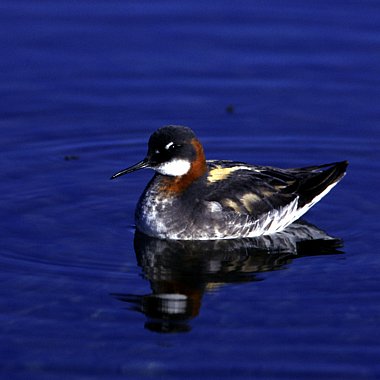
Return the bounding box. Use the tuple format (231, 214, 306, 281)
(111, 125, 348, 240)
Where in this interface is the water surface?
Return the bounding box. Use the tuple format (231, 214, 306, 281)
(1, 1, 380, 379)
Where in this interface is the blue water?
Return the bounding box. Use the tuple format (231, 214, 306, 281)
(1, 1, 380, 379)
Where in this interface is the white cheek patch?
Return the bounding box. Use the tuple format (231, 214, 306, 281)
(156, 159, 191, 176)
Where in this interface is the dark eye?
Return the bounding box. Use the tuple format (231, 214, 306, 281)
(164, 142, 178, 151)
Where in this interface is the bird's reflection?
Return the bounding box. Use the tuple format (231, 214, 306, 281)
(113, 221, 343, 333)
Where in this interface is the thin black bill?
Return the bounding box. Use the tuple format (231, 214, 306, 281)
(110, 158, 149, 179)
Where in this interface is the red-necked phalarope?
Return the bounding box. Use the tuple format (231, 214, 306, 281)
(111, 125, 348, 240)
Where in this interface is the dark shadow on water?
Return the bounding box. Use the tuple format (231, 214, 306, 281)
(112, 221, 343, 333)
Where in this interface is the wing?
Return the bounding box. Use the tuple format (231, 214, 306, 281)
(204, 160, 298, 219)
(204, 160, 348, 218)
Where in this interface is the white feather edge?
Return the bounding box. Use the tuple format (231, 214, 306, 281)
(173, 178, 342, 240)
(238, 179, 340, 239)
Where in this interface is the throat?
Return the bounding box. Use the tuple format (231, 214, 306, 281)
(157, 159, 191, 176)
(160, 139, 207, 193)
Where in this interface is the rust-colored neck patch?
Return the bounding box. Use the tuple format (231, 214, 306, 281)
(160, 139, 207, 193)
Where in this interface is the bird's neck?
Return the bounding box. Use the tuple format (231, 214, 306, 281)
(160, 138, 207, 193)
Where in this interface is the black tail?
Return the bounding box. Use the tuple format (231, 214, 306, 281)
(296, 160, 348, 207)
